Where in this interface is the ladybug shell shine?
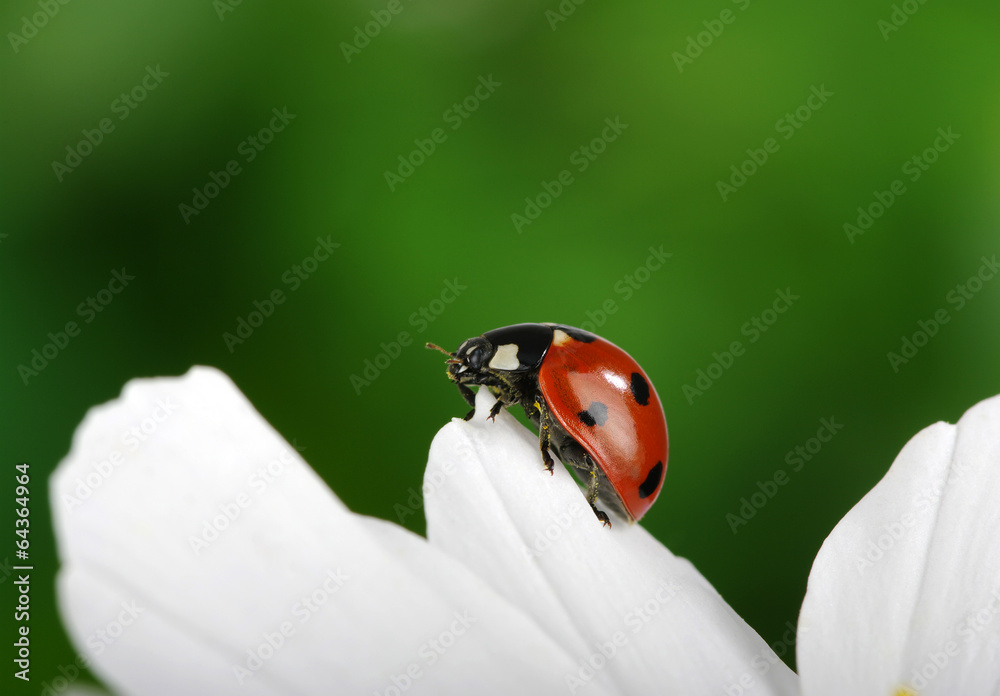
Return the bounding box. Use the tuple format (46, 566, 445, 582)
(437, 323, 668, 524)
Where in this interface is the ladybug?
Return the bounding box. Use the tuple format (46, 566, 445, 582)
(427, 323, 668, 526)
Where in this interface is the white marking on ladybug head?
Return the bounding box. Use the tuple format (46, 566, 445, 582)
(489, 344, 520, 370)
(456, 365, 468, 373)
(552, 329, 571, 346)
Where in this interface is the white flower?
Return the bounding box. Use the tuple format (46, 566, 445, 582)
(797, 392, 1000, 696)
(50, 367, 1000, 696)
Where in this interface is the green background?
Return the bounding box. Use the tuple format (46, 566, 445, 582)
(2, 0, 999, 689)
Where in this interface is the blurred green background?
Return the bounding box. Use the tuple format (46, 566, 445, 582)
(2, 0, 999, 688)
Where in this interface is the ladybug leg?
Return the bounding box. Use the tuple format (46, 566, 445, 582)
(535, 399, 555, 474)
(487, 399, 505, 421)
(586, 469, 612, 528)
(457, 384, 478, 420)
(488, 373, 526, 422)
(456, 378, 507, 421)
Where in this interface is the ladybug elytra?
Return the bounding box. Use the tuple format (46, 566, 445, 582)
(428, 323, 668, 527)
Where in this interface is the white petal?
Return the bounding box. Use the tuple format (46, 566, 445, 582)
(52, 367, 608, 696)
(424, 387, 800, 696)
(797, 394, 1000, 696)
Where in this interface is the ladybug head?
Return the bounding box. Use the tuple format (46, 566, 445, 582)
(452, 337, 493, 373)
(425, 337, 496, 384)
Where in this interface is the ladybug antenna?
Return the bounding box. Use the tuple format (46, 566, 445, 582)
(425, 342, 455, 358)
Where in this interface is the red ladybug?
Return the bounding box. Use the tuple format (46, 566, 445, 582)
(428, 323, 668, 526)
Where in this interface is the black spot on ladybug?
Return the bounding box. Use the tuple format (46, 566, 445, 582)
(577, 401, 608, 427)
(630, 372, 650, 406)
(553, 324, 597, 343)
(638, 461, 663, 499)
